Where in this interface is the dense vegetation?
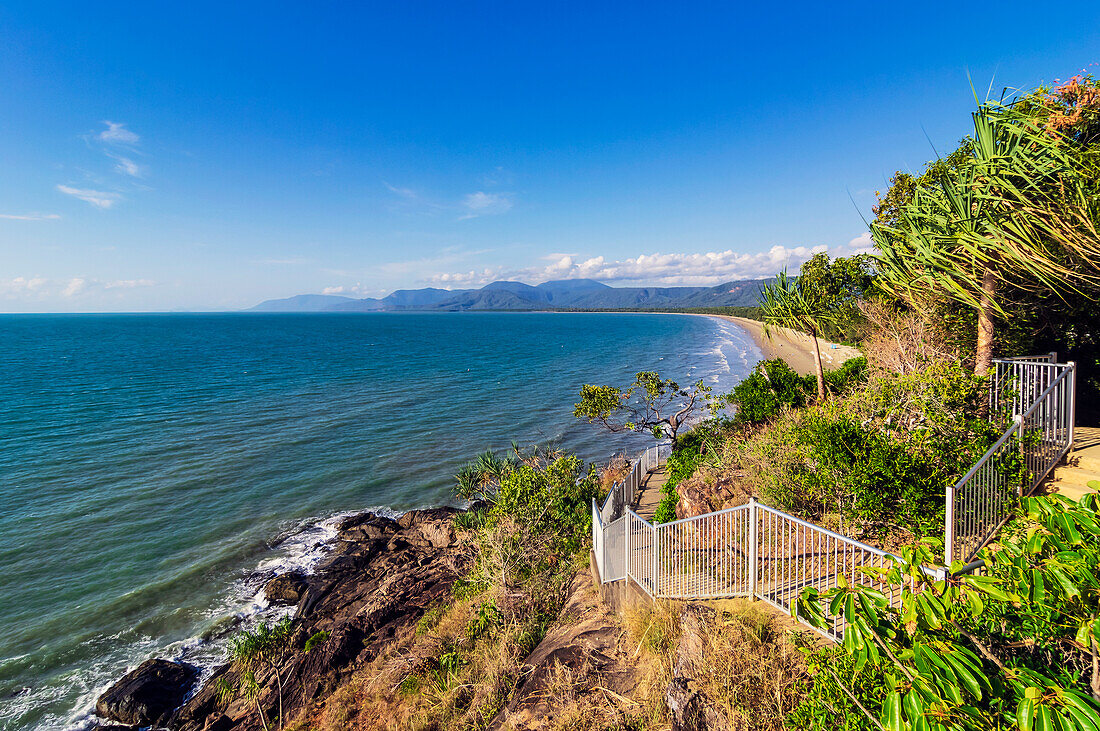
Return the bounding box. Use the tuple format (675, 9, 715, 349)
(792, 495, 1100, 730)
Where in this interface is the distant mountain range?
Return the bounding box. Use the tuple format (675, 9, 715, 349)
(248, 278, 769, 313)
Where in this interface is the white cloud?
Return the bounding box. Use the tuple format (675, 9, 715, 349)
(383, 182, 419, 199)
(0, 276, 48, 295)
(56, 185, 121, 209)
(848, 232, 874, 252)
(0, 213, 60, 221)
(108, 154, 143, 177)
(321, 284, 383, 297)
(62, 278, 87, 297)
(104, 279, 155, 289)
(98, 121, 139, 145)
(428, 238, 875, 288)
(0, 276, 154, 301)
(459, 191, 513, 219)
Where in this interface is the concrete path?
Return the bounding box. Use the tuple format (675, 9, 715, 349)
(633, 467, 670, 521)
(1050, 427, 1100, 501)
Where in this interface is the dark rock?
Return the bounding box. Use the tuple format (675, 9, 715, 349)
(264, 572, 307, 605)
(666, 677, 727, 731)
(95, 658, 198, 726)
(167, 507, 472, 731)
(336, 512, 399, 543)
(396, 506, 460, 530)
(201, 712, 234, 731)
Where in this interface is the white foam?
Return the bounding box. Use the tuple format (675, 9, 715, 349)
(51, 504, 407, 731)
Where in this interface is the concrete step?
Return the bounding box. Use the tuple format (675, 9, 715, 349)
(1055, 483, 1095, 501)
(1070, 453, 1100, 472)
(1051, 466, 1100, 486)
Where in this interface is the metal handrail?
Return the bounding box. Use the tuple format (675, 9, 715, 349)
(756, 503, 897, 560)
(946, 360, 1076, 565)
(592, 353, 1077, 640)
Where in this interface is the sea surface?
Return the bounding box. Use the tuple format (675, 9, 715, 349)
(0, 312, 760, 730)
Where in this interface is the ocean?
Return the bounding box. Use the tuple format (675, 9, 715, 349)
(0, 312, 760, 730)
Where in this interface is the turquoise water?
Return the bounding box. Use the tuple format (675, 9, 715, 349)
(0, 312, 759, 729)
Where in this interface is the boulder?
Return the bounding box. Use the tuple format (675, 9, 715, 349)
(336, 512, 399, 543)
(396, 507, 460, 530)
(264, 572, 307, 605)
(96, 658, 198, 726)
(674, 476, 720, 521)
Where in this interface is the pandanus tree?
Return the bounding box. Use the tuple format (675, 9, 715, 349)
(759, 270, 846, 401)
(219, 617, 294, 731)
(872, 88, 1100, 376)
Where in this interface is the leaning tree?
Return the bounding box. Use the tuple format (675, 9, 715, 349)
(573, 371, 709, 444)
(872, 84, 1100, 376)
(758, 269, 849, 401)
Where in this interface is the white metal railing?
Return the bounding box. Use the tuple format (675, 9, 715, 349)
(597, 442, 671, 527)
(599, 498, 906, 641)
(591, 354, 1077, 641)
(602, 514, 627, 582)
(592, 500, 605, 580)
(992, 353, 1062, 421)
(945, 358, 1076, 565)
(655, 504, 753, 599)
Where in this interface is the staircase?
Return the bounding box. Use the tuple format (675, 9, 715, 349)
(1049, 427, 1100, 500)
(631, 467, 669, 521)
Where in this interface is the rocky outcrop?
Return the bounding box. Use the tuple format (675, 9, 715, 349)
(674, 470, 752, 521)
(489, 572, 637, 730)
(264, 572, 307, 605)
(92, 508, 472, 731)
(665, 606, 728, 731)
(95, 658, 198, 727)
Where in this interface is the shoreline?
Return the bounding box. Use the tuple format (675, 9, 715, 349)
(67, 313, 767, 729)
(694, 314, 862, 377)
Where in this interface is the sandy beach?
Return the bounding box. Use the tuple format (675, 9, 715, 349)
(703, 315, 862, 376)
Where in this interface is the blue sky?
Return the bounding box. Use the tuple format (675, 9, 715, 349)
(1, 2, 1099, 312)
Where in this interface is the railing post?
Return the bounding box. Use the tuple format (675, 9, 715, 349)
(748, 497, 758, 600)
(944, 487, 955, 568)
(652, 523, 659, 596)
(1069, 362, 1077, 450)
(625, 512, 631, 583)
(1015, 414, 1025, 496)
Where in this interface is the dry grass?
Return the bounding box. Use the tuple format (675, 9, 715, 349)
(625, 601, 807, 731)
(860, 300, 962, 378)
(599, 455, 631, 494)
(697, 605, 808, 730)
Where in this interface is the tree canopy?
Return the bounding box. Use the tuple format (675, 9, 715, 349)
(871, 79, 1100, 376)
(574, 371, 709, 444)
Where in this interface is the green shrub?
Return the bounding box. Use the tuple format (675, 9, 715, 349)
(736, 360, 1006, 540)
(822, 355, 867, 394)
(729, 359, 812, 425)
(416, 604, 449, 635)
(792, 495, 1100, 731)
(490, 453, 599, 557)
(653, 435, 707, 523)
(303, 630, 330, 654)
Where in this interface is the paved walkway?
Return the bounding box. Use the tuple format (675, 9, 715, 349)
(632, 467, 669, 521)
(1050, 426, 1100, 501)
